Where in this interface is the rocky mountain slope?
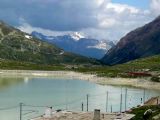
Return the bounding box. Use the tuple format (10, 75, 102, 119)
(32, 31, 114, 59)
(102, 16, 160, 65)
(0, 21, 99, 65)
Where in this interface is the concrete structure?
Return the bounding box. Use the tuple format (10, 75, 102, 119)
(31, 111, 135, 120)
(93, 109, 100, 120)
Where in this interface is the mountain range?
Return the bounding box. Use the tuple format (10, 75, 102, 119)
(31, 31, 114, 59)
(1, 14, 160, 67)
(0, 21, 99, 65)
(102, 16, 160, 65)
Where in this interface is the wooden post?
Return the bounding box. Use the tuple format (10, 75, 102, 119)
(87, 94, 89, 111)
(106, 91, 109, 112)
(120, 93, 122, 113)
(120, 88, 123, 113)
(143, 89, 145, 103)
(82, 102, 84, 111)
(111, 105, 112, 113)
(20, 103, 23, 120)
(125, 88, 127, 111)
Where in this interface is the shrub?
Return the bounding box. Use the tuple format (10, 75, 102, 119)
(151, 76, 160, 82)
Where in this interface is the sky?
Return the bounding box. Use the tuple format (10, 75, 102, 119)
(112, 0, 150, 9)
(0, 0, 160, 42)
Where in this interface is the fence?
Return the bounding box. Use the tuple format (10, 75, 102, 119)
(0, 88, 157, 120)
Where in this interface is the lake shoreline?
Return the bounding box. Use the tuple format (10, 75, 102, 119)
(0, 70, 160, 91)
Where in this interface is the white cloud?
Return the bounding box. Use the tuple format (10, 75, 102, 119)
(16, 0, 155, 42)
(80, 2, 152, 41)
(99, 18, 117, 28)
(151, 0, 160, 16)
(106, 3, 140, 14)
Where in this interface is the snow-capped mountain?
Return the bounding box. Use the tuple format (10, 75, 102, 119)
(70, 32, 85, 40)
(31, 31, 115, 59)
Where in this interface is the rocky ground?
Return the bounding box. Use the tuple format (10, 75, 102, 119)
(32, 111, 135, 120)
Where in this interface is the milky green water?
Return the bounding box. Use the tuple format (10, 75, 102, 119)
(0, 77, 160, 120)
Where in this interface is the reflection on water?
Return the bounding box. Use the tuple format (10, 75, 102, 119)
(0, 77, 159, 120)
(24, 77, 29, 84)
(0, 77, 23, 90)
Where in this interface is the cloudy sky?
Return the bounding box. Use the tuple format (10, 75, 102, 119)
(0, 0, 160, 41)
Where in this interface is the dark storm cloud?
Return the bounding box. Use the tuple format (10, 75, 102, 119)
(0, 0, 156, 40)
(0, 0, 100, 31)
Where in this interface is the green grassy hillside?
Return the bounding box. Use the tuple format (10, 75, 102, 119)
(102, 16, 160, 65)
(129, 105, 160, 120)
(0, 21, 99, 65)
(76, 55, 160, 77)
(1, 55, 159, 79)
(0, 59, 63, 70)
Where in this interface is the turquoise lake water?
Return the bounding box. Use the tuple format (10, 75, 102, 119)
(0, 77, 160, 120)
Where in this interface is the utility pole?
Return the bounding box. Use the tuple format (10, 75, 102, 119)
(82, 102, 84, 111)
(120, 88, 122, 113)
(87, 94, 89, 112)
(120, 93, 122, 113)
(106, 91, 109, 112)
(65, 80, 68, 110)
(20, 103, 23, 120)
(111, 104, 112, 113)
(143, 89, 145, 104)
(125, 88, 127, 111)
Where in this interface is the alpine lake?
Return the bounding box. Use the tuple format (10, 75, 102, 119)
(0, 75, 160, 120)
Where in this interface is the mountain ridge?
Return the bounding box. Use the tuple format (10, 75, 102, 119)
(102, 16, 160, 65)
(0, 20, 100, 65)
(31, 31, 115, 59)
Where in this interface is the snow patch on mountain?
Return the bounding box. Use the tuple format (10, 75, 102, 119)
(59, 50, 64, 55)
(25, 35, 32, 39)
(87, 41, 110, 50)
(70, 32, 85, 41)
(31, 31, 115, 59)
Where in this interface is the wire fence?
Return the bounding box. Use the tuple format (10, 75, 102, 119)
(0, 88, 159, 120)
(0, 105, 19, 111)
